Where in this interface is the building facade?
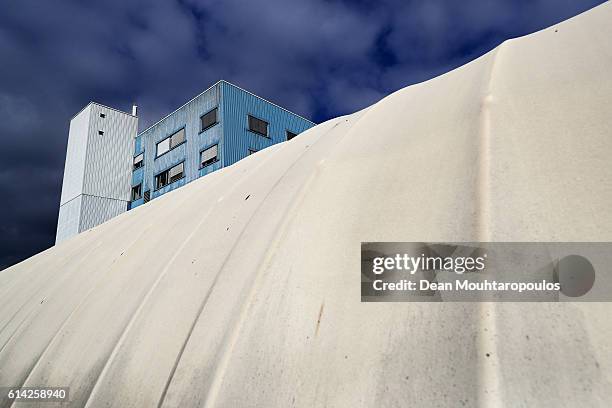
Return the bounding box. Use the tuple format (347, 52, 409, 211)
(56, 80, 315, 243)
(56, 103, 138, 243)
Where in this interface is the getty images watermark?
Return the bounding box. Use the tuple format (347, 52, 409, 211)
(361, 243, 608, 302)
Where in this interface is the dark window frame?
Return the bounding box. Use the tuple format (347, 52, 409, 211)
(247, 114, 269, 138)
(154, 160, 185, 191)
(131, 183, 142, 201)
(200, 107, 219, 133)
(248, 148, 258, 155)
(98, 130, 104, 135)
(286, 130, 298, 141)
(100, 113, 106, 118)
(199, 143, 219, 169)
(155, 126, 186, 159)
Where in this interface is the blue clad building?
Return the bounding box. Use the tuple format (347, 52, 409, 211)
(57, 80, 315, 243)
(130, 80, 315, 209)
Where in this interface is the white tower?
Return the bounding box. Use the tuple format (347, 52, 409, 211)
(56, 102, 138, 243)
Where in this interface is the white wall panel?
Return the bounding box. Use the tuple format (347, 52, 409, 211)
(83, 104, 137, 201)
(55, 196, 83, 243)
(59, 106, 90, 205)
(56, 103, 137, 243)
(79, 195, 128, 232)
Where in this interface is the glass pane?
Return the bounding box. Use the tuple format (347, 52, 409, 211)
(201, 108, 217, 130)
(170, 128, 185, 149)
(131, 184, 142, 201)
(248, 115, 268, 136)
(156, 172, 168, 189)
(156, 138, 170, 156)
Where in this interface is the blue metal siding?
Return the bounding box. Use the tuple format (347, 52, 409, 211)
(128, 80, 315, 209)
(131, 166, 144, 187)
(134, 83, 221, 202)
(131, 135, 145, 206)
(195, 123, 223, 173)
(220, 81, 315, 167)
(134, 135, 143, 154)
(130, 197, 144, 209)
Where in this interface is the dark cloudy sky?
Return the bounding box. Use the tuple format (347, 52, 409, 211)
(0, 0, 606, 270)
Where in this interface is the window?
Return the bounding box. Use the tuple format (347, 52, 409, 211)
(248, 115, 268, 137)
(155, 162, 184, 190)
(100, 113, 106, 118)
(168, 162, 184, 183)
(200, 144, 218, 168)
(143, 190, 150, 203)
(98, 130, 104, 135)
(170, 128, 185, 148)
(156, 170, 168, 189)
(286, 130, 298, 141)
(248, 148, 258, 155)
(157, 137, 170, 156)
(131, 184, 142, 201)
(201, 108, 218, 131)
(156, 128, 186, 157)
(133, 153, 144, 170)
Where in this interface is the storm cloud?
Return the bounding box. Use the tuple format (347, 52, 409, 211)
(0, 0, 605, 269)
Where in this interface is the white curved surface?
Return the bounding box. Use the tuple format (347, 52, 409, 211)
(1, 2, 612, 407)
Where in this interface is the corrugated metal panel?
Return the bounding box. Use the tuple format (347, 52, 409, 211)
(132, 166, 144, 188)
(134, 135, 143, 154)
(83, 104, 138, 201)
(132, 135, 145, 191)
(56, 103, 137, 243)
(220, 81, 315, 167)
(137, 84, 221, 199)
(132, 82, 315, 205)
(78, 195, 128, 232)
(59, 105, 90, 205)
(197, 160, 222, 178)
(129, 197, 145, 209)
(55, 195, 83, 243)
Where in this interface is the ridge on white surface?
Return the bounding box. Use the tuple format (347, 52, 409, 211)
(1, 2, 612, 407)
